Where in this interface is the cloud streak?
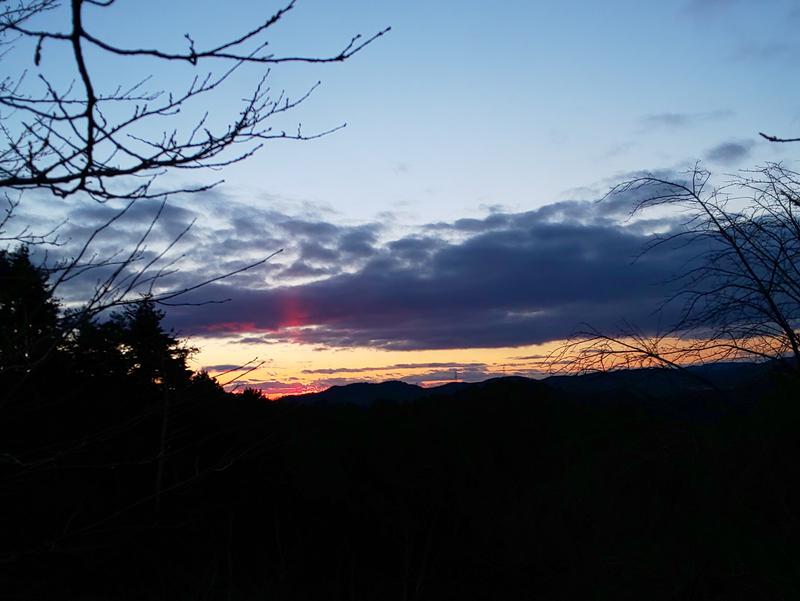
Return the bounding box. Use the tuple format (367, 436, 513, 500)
(27, 181, 704, 354)
(705, 139, 755, 165)
(160, 192, 696, 351)
(640, 110, 733, 130)
(302, 362, 488, 375)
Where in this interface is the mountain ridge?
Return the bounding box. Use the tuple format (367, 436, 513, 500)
(284, 361, 781, 413)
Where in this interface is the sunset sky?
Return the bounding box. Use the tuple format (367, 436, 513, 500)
(13, 0, 800, 395)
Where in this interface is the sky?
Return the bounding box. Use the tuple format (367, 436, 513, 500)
(7, 0, 800, 395)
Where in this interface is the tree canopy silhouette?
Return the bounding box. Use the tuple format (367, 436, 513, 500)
(556, 163, 800, 375)
(0, 244, 197, 405)
(0, 245, 59, 379)
(111, 298, 193, 389)
(0, 0, 388, 202)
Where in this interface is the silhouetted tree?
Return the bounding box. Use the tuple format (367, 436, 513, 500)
(238, 387, 267, 402)
(0, 245, 59, 379)
(0, 0, 388, 202)
(557, 163, 800, 374)
(0, 0, 385, 394)
(112, 297, 193, 390)
(0, 0, 386, 315)
(187, 369, 227, 400)
(0, 0, 388, 588)
(67, 315, 127, 382)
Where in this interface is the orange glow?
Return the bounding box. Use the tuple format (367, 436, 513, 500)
(264, 383, 325, 400)
(192, 338, 564, 398)
(228, 382, 324, 400)
(190, 332, 751, 399)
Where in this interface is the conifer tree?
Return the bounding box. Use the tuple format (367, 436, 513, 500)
(113, 298, 193, 391)
(0, 246, 59, 377)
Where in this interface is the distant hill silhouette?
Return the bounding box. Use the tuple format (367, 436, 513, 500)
(288, 378, 518, 406)
(546, 361, 775, 396)
(286, 362, 781, 417)
(291, 380, 433, 406)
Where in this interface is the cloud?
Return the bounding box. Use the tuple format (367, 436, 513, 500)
(681, 0, 739, 19)
(303, 362, 545, 390)
(241, 359, 550, 395)
(730, 41, 797, 62)
(231, 379, 318, 396)
(21, 189, 389, 309)
(163, 194, 697, 351)
(302, 362, 488, 375)
(22, 181, 704, 354)
(279, 261, 335, 279)
(704, 139, 755, 164)
(235, 335, 281, 345)
(203, 364, 245, 372)
(640, 110, 733, 129)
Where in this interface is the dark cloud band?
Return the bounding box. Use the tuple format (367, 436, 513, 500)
(162, 195, 694, 351)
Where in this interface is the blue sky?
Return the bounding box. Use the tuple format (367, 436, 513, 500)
(24, 0, 800, 224)
(190, 0, 800, 223)
(9, 0, 800, 393)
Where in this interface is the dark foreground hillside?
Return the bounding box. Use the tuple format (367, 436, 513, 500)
(2, 373, 800, 600)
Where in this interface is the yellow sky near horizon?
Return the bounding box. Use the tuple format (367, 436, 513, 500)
(187, 332, 753, 398)
(189, 336, 567, 397)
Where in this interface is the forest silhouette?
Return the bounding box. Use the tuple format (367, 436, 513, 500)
(2, 246, 800, 600)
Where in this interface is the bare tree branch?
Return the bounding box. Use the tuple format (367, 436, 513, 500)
(760, 132, 800, 144)
(554, 162, 800, 375)
(0, 0, 388, 201)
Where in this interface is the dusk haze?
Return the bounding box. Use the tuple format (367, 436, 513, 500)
(2, 1, 800, 598)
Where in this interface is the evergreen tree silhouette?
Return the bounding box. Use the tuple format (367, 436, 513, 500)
(0, 246, 59, 379)
(112, 298, 193, 391)
(68, 317, 127, 383)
